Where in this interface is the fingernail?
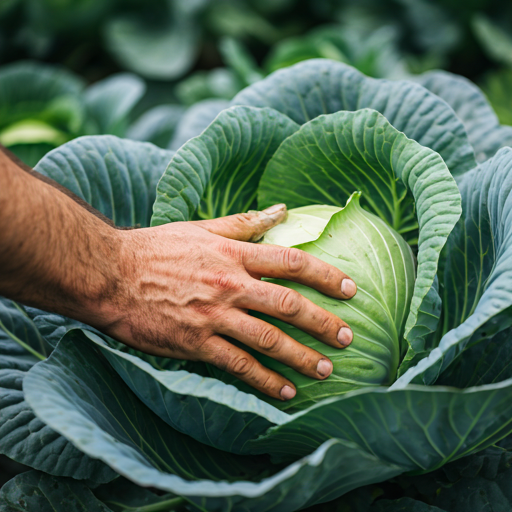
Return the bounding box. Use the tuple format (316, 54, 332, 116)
(317, 358, 333, 377)
(263, 203, 286, 215)
(280, 385, 296, 400)
(341, 278, 357, 298)
(337, 327, 353, 346)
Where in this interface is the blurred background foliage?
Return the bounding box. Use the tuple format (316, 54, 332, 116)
(1, 0, 511, 165)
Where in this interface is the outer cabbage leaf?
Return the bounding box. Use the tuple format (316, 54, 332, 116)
(394, 148, 512, 388)
(258, 108, 461, 368)
(0, 300, 114, 483)
(0, 471, 112, 512)
(248, 379, 512, 471)
(152, 106, 298, 225)
(169, 99, 229, 150)
(372, 499, 446, 512)
(0, 298, 47, 370)
(416, 70, 512, 162)
(127, 104, 185, 148)
(232, 59, 476, 178)
(35, 135, 174, 228)
(24, 331, 403, 511)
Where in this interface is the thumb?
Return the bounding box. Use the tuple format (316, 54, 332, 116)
(193, 204, 287, 242)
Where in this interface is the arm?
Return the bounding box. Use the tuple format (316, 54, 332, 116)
(0, 150, 356, 402)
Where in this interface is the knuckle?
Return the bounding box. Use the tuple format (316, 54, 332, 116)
(189, 299, 217, 317)
(318, 314, 336, 336)
(229, 356, 253, 376)
(211, 270, 236, 291)
(276, 288, 302, 317)
(283, 248, 306, 274)
(259, 374, 273, 392)
(218, 240, 242, 260)
(296, 350, 313, 369)
(257, 327, 281, 352)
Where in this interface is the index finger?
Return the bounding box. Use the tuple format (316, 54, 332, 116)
(240, 244, 357, 300)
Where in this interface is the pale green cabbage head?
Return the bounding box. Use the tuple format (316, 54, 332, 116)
(254, 192, 416, 410)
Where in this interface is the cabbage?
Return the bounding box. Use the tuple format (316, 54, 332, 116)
(217, 193, 415, 410)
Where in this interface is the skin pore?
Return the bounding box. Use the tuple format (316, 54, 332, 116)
(0, 147, 357, 402)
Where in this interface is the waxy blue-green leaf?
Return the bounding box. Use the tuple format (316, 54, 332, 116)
(84, 73, 145, 136)
(0, 61, 85, 132)
(0, 61, 85, 165)
(416, 70, 512, 162)
(372, 498, 447, 512)
(0, 299, 113, 483)
(232, 59, 476, 178)
(152, 106, 298, 225)
(36, 135, 174, 227)
(23, 331, 403, 511)
(258, 108, 461, 364)
(81, 330, 286, 454)
(0, 298, 47, 370)
(104, 15, 198, 80)
(248, 379, 512, 472)
(0, 471, 112, 512)
(170, 99, 230, 150)
(127, 104, 185, 149)
(394, 148, 512, 388)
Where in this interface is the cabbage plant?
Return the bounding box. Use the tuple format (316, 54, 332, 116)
(3, 59, 512, 511)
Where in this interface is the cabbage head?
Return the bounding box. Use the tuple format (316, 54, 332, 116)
(214, 193, 415, 410)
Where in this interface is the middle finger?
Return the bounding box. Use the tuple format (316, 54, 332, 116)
(235, 279, 353, 348)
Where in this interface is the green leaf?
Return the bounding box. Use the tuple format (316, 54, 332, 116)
(169, 99, 229, 150)
(482, 69, 512, 126)
(0, 299, 109, 481)
(152, 106, 298, 225)
(248, 379, 512, 473)
(436, 327, 512, 389)
(175, 68, 242, 105)
(472, 14, 512, 67)
(264, 25, 406, 79)
(84, 73, 145, 136)
(0, 471, 112, 512)
(0, 366, 114, 483)
(416, 70, 512, 162)
(258, 108, 461, 364)
(0, 61, 85, 131)
(0, 298, 47, 369)
(219, 37, 264, 86)
(35, 135, 174, 227)
(395, 440, 512, 512)
(23, 331, 404, 510)
(394, 148, 512, 387)
(372, 498, 447, 512)
(79, 330, 286, 454)
(127, 105, 185, 148)
(104, 15, 199, 80)
(94, 477, 184, 512)
(232, 59, 476, 178)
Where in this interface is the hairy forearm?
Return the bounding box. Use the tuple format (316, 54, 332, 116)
(0, 152, 122, 326)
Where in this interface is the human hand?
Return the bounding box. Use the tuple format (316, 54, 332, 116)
(102, 204, 357, 402)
